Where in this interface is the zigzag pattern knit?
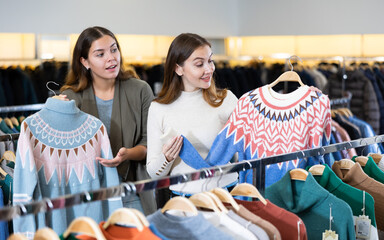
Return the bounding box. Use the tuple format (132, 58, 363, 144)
(180, 85, 331, 186)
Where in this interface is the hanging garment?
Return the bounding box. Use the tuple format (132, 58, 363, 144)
(224, 204, 278, 240)
(180, 85, 331, 187)
(226, 210, 269, 240)
(12, 98, 122, 238)
(332, 161, 384, 231)
(331, 120, 357, 158)
(327, 70, 380, 134)
(147, 209, 234, 240)
(265, 172, 356, 240)
(234, 198, 307, 240)
(98, 221, 161, 240)
(352, 156, 384, 184)
(310, 164, 378, 239)
(199, 210, 258, 240)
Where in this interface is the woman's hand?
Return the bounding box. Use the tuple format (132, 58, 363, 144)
(52, 94, 69, 101)
(309, 86, 322, 93)
(97, 147, 128, 167)
(162, 136, 183, 162)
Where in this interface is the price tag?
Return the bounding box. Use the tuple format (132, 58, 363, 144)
(356, 215, 371, 239)
(322, 230, 338, 240)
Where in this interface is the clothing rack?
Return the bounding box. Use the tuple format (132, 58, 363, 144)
(0, 133, 19, 142)
(330, 91, 352, 109)
(0, 104, 44, 114)
(1, 134, 383, 221)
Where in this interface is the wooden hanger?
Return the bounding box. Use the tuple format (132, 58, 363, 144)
(161, 196, 198, 216)
(103, 208, 145, 231)
(34, 228, 60, 240)
(354, 156, 369, 167)
(10, 117, 19, 128)
(210, 188, 240, 211)
(62, 217, 106, 240)
(204, 191, 229, 213)
(289, 168, 308, 181)
(230, 183, 267, 205)
(268, 55, 304, 88)
(8, 234, 28, 240)
(369, 153, 383, 165)
(1, 150, 16, 162)
(130, 208, 150, 227)
(268, 71, 304, 88)
(4, 117, 14, 129)
(189, 192, 222, 213)
(338, 159, 355, 170)
(308, 164, 325, 176)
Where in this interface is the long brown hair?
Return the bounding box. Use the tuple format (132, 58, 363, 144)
(60, 26, 133, 92)
(155, 33, 227, 107)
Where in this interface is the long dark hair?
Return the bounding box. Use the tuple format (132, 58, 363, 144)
(155, 33, 227, 107)
(60, 26, 133, 92)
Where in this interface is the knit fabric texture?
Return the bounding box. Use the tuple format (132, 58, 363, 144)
(265, 172, 356, 240)
(13, 98, 122, 238)
(180, 85, 331, 186)
(147, 209, 234, 240)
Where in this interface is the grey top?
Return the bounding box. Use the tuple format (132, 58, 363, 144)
(227, 210, 270, 240)
(95, 96, 113, 136)
(147, 209, 234, 240)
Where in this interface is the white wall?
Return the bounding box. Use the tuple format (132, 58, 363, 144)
(0, 0, 238, 38)
(1, 0, 384, 37)
(237, 0, 384, 36)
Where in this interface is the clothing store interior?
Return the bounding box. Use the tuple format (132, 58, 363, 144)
(2, 0, 384, 239)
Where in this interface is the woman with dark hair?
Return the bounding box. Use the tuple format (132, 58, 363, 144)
(146, 33, 238, 199)
(60, 26, 156, 214)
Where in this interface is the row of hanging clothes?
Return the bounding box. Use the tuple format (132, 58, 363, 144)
(0, 132, 382, 240)
(0, 61, 68, 108)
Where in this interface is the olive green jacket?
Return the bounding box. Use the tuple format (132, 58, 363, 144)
(62, 78, 156, 214)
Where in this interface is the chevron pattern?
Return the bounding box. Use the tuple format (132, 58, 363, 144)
(18, 114, 111, 185)
(222, 86, 331, 170)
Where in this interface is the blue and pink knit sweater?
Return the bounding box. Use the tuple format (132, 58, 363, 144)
(13, 98, 122, 238)
(180, 85, 331, 187)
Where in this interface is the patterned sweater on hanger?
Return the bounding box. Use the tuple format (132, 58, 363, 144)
(13, 98, 122, 239)
(180, 85, 331, 187)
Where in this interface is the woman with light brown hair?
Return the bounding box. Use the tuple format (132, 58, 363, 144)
(146, 33, 238, 201)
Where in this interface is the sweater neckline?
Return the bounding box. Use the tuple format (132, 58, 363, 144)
(180, 89, 202, 98)
(260, 85, 310, 110)
(45, 97, 80, 114)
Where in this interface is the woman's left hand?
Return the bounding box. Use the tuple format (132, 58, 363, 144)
(309, 86, 322, 93)
(97, 147, 128, 167)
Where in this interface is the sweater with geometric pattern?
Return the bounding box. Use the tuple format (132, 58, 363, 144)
(180, 85, 331, 187)
(13, 98, 122, 239)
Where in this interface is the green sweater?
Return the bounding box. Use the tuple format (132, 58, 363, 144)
(266, 172, 356, 240)
(310, 164, 376, 227)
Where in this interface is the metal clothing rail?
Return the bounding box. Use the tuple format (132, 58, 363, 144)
(0, 134, 383, 221)
(0, 104, 44, 114)
(0, 133, 20, 142)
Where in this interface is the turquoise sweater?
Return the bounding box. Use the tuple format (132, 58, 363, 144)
(13, 98, 122, 238)
(266, 172, 356, 240)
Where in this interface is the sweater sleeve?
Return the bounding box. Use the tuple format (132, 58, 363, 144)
(146, 103, 175, 178)
(179, 101, 244, 169)
(12, 121, 39, 239)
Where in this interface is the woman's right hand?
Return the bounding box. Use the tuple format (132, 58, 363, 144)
(162, 136, 183, 162)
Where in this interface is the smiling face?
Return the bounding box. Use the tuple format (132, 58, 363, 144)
(175, 44, 215, 92)
(80, 35, 121, 83)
